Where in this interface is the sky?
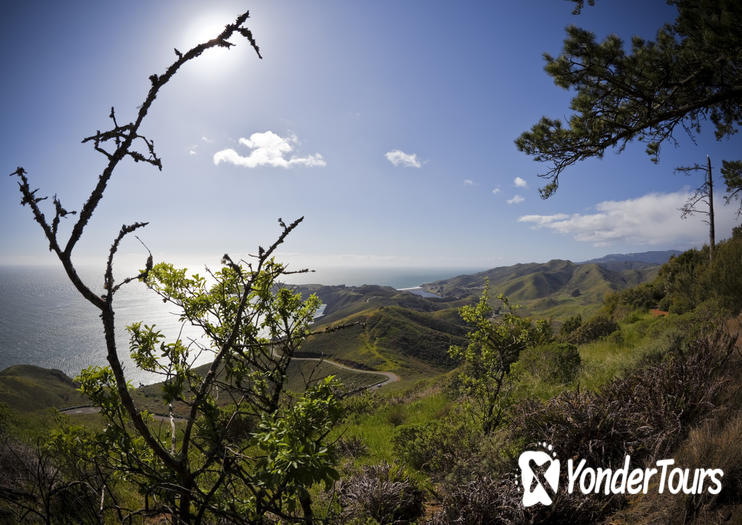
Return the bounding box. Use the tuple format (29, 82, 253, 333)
(1, 1, 740, 278)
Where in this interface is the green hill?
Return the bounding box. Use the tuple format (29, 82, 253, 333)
(422, 259, 659, 319)
(291, 256, 662, 375)
(0, 365, 86, 413)
(292, 283, 462, 324)
(301, 305, 467, 377)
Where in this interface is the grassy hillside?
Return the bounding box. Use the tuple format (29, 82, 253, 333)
(0, 365, 86, 413)
(288, 282, 471, 377)
(292, 283, 463, 324)
(290, 256, 662, 376)
(0, 357, 386, 423)
(422, 258, 659, 319)
(301, 305, 467, 378)
(132, 354, 390, 417)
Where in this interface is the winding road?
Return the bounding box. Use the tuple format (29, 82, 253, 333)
(60, 355, 399, 418)
(290, 354, 400, 389)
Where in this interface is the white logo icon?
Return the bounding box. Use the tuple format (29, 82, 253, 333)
(519, 442, 560, 507)
(517, 445, 723, 507)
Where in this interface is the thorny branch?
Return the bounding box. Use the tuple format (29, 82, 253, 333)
(9, 8, 263, 486)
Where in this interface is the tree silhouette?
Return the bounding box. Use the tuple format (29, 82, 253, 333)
(677, 156, 716, 261)
(9, 11, 342, 524)
(516, 0, 742, 198)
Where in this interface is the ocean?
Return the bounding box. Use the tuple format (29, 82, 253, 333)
(0, 264, 479, 384)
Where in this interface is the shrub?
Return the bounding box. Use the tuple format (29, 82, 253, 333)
(393, 418, 475, 474)
(668, 410, 742, 522)
(337, 435, 368, 459)
(342, 392, 383, 421)
(708, 236, 742, 313)
(339, 462, 425, 524)
(386, 404, 406, 426)
(567, 314, 619, 344)
(559, 314, 582, 338)
(515, 342, 581, 384)
(610, 404, 742, 524)
(604, 236, 742, 318)
(429, 475, 526, 525)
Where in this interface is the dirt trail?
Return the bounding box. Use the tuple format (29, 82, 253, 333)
(60, 405, 186, 421)
(60, 355, 400, 417)
(291, 354, 400, 389)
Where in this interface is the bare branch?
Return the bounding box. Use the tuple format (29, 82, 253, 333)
(65, 10, 262, 257)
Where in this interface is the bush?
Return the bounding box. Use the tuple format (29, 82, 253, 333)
(668, 410, 742, 521)
(604, 237, 742, 318)
(610, 403, 742, 524)
(337, 435, 368, 459)
(429, 475, 526, 525)
(516, 342, 581, 384)
(559, 314, 582, 338)
(393, 418, 475, 474)
(339, 462, 425, 524)
(567, 314, 619, 344)
(342, 392, 383, 420)
(708, 236, 742, 313)
(386, 404, 406, 426)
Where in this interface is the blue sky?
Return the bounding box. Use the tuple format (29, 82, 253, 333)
(2, 1, 740, 276)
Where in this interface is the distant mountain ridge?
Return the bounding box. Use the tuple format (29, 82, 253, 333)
(581, 250, 682, 269)
(291, 250, 678, 372)
(419, 250, 680, 319)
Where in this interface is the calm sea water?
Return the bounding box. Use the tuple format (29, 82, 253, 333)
(0, 265, 478, 384)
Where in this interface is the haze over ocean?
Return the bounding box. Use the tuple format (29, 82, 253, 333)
(0, 264, 479, 384)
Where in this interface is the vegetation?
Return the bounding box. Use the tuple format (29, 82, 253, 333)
(565, 314, 618, 344)
(422, 257, 662, 320)
(338, 462, 425, 524)
(301, 303, 467, 377)
(514, 342, 581, 385)
(430, 329, 740, 524)
(0, 365, 86, 413)
(518, 0, 742, 199)
(449, 284, 551, 434)
(606, 231, 742, 316)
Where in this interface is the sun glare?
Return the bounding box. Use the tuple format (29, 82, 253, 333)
(188, 15, 227, 47)
(181, 12, 242, 74)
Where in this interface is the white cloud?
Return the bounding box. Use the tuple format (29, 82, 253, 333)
(385, 149, 421, 168)
(201, 136, 213, 143)
(518, 190, 738, 247)
(464, 179, 474, 186)
(514, 176, 528, 188)
(518, 213, 569, 225)
(213, 131, 326, 169)
(507, 195, 525, 204)
(188, 148, 197, 156)
(492, 187, 501, 195)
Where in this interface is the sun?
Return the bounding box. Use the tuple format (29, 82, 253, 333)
(181, 12, 243, 74)
(187, 14, 229, 47)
